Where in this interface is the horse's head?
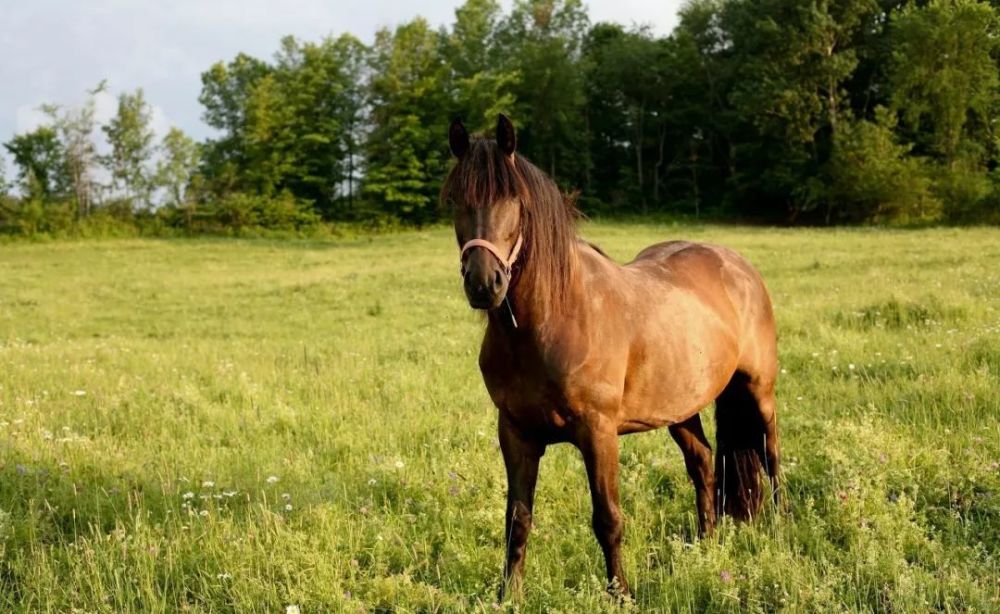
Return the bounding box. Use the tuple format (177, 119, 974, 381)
(446, 114, 524, 311)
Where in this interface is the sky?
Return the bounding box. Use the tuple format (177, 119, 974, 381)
(0, 0, 684, 155)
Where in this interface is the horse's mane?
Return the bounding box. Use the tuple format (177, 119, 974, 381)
(441, 138, 579, 314)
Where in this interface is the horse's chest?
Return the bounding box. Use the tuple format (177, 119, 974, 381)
(480, 355, 582, 436)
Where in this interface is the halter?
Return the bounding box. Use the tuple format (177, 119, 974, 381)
(460, 234, 524, 328)
(460, 234, 524, 279)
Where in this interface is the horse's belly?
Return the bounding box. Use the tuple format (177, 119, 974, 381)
(617, 298, 740, 431)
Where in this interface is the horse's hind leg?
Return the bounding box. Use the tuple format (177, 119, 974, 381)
(668, 414, 716, 536)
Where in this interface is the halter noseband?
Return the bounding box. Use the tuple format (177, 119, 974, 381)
(460, 234, 524, 279)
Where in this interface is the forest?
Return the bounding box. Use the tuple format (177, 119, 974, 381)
(2, 0, 999, 236)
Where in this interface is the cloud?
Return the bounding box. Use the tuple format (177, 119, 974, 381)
(15, 105, 50, 134)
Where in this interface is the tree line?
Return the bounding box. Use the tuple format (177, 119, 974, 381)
(2, 0, 999, 236)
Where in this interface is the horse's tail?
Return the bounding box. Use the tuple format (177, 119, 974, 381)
(714, 374, 766, 521)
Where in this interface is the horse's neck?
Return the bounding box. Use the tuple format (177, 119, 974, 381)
(503, 238, 585, 332)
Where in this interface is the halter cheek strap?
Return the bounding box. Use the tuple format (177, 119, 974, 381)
(460, 234, 524, 278)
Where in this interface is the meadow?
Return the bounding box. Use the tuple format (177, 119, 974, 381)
(0, 223, 997, 612)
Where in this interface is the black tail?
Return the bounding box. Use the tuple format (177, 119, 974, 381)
(714, 372, 766, 521)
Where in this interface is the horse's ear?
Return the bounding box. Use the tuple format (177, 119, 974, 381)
(496, 113, 516, 157)
(449, 117, 469, 158)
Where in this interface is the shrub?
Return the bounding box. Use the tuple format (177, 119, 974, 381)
(828, 109, 941, 224)
(210, 192, 320, 232)
(932, 161, 994, 223)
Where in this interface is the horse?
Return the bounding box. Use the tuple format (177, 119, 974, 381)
(443, 114, 781, 599)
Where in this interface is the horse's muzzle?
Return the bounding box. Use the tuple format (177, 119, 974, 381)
(463, 252, 508, 310)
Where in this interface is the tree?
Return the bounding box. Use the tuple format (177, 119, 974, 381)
(199, 54, 273, 195)
(584, 25, 665, 212)
(42, 83, 103, 217)
(724, 0, 879, 220)
(155, 127, 200, 209)
(0, 155, 9, 198)
(273, 34, 370, 215)
(329, 35, 369, 213)
(446, 0, 519, 133)
(103, 89, 155, 210)
(3, 126, 68, 201)
(889, 0, 1000, 166)
(828, 107, 940, 222)
(197, 38, 368, 216)
(364, 18, 450, 223)
(497, 0, 590, 183)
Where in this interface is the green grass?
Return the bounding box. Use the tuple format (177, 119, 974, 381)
(0, 223, 997, 612)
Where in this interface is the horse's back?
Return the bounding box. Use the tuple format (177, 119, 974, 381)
(627, 239, 777, 384)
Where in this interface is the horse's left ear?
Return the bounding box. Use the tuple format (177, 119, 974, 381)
(449, 117, 469, 158)
(496, 113, 516, 157)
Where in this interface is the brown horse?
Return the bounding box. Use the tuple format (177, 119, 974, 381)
(443, 115, 781, 599)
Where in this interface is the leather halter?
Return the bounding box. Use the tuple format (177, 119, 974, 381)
(460, 234, 524, 279)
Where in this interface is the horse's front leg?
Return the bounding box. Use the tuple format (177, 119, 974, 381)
(498, 413, 544, 600)
(579, 425, 630, 597)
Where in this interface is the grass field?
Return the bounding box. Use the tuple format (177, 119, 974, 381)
(0, 223, 997, 612)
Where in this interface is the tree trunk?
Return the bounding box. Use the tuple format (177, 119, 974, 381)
(348, 149, 354, 210)
(690, 142, 700, 219)
(347, 116, 355, 210)
(635, 102, 646, 214)
(654, 122, 667, 207)
(826, 41, 839, 140)
(584, 111, 592, 193)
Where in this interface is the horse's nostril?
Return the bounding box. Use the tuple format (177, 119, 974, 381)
(493, 270, 503, 289)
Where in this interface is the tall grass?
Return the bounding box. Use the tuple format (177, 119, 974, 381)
(0, 225, 997, 612)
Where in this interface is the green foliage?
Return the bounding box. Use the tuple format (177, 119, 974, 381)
(102, 89, 155, 210)
(0, 197, 72, 236)
(198, 37, 368, 217)
(828, 108, 941, 223)
(497, 0, 590, 184)
(930, 158, 994, 221)
(724, 0, 879, 218)
(364, 18, 451, 225)
(889, 0, 1000, 164)
(210, 191, 320, 232)
(0, 226, 997, 610)
(3, 127, 68, 201)
(42, 85, 103, 218)
(4, 0, 1000, 229)
(446, 0, 519, 132)
(155, 127, 201, 210)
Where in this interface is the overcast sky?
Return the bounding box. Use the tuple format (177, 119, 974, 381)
(1, 0, 683, 151)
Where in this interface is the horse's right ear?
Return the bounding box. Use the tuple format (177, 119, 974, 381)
(449, 118, 469, 158)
